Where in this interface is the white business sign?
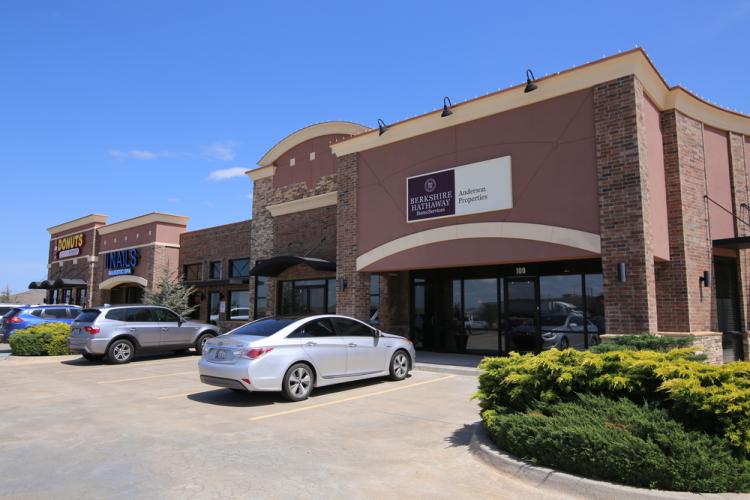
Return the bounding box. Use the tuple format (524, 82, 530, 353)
(406, 156, 513, 222)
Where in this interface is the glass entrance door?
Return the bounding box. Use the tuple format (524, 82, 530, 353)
(504, 277, 539, 353)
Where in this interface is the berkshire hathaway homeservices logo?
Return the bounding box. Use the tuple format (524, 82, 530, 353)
(408, 169, 455, 221)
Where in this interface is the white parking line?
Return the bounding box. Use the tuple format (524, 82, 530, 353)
(248, 375, 456, 422)
(96, 371, 196, 384)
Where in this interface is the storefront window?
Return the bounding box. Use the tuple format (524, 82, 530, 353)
(278, 279, 335, 316)
(229, 290, 249, 320)
(183, 263, 202, 281)
(255, 277, 268, 318)
(229, 258, 250, 278)
(76, 288, 87, 307)
(63, 289, 72, 304)
(411, 279, 426, 348)
(369, 275, 380, 325)
(187, 292, 201, 319)
(208, 292, 221, 324)
(210, 261, 222, 280)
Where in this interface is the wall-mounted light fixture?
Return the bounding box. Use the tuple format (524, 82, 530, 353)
(339, 278, 348, 291)
(699, 270, 712, 288)
(617, 262, 627, 283)
(377, 119, 388, 136)
(441, 96, 453, 117)
(524, 69, 538, 93)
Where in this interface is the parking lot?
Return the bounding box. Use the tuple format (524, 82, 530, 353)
(0, 348, 575, 500)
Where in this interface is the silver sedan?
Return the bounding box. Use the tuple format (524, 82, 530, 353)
(198, 315, 416, 401)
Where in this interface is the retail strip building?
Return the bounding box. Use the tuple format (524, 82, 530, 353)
(39, 49, 750, 363)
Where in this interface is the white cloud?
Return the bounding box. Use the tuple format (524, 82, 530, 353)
(207, 167, 247, 181)
(167, 197, 180, 203)
(204, 141, 237, 161)
(110, 149, 165, 160)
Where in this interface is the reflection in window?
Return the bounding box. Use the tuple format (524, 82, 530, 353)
(255, 277, 268, 319)
(229, 290, 249, 320)
(210, 261, 222, 279)
(585, 274, 605, 335)
(327, 278, 336, 314)
(411, 279, 426, 348)
(183, 263, 202, 281)
(229, 258, 250, 278)
(208, 292, 221, 324)
(369, 275, 380, 325)
(540, 274, 600, 351)
(466, 279, 498, 352)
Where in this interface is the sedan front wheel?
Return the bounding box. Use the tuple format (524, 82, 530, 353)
(389, 351, 410, 381)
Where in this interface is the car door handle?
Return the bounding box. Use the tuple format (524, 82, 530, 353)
(305, 341, 317, 347)
(129, 328, 136, 332)
(161, 327, 168, 331)
(347, 343, 357, 347)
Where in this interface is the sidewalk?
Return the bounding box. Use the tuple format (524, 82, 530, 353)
(414, 351, 487, 376)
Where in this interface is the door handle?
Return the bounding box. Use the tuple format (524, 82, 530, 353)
(161, 327, 168, 331)
(347, 343, 357, 347)
(305, 341, 317, 347)
(129, 328, 136, 332)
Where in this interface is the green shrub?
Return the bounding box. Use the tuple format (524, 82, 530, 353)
(482, 395, 750, 492)
(8, 322, 71, 356)
(476, 349, 750, 453)
(590, 334, 698, 356)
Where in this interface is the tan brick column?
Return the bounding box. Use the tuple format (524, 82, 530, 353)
(335, 153, 370, 321)
(729, 132, 750, 359)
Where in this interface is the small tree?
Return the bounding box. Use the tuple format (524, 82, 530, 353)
(142, 267, 197, 318)
(0, 285, 12, 303)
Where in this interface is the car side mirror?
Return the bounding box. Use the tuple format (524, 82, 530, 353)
(178, 317, 185, 326)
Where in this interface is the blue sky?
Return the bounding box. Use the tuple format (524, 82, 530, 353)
(1, 1, 749, 292)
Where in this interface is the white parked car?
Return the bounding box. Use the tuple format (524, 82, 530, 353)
(198, 315, 416, 401)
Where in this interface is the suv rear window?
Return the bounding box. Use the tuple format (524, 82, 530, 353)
(76, 309, 101, 323)
(0, 306, 12, 316)
(106, 307, 152, 322)
(231, 318, 296, 337)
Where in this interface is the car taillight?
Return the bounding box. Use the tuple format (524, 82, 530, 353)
(8, 316, 22, 324)
(84, 326, 100, 335)
(245, 347, 273, 359)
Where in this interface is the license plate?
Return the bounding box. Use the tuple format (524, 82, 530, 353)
(216, 350, 226, 360)
(72, 328, 80, 336)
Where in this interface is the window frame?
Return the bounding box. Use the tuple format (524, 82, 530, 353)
(183, 263, 203, 281)
(209, 261, 222, 280)
(228, 258, 250, 278)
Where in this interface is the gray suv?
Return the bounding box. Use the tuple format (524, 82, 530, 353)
(68, 305, 221, 364)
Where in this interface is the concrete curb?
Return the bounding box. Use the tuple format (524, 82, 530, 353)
(413, 362, 479, 376)
(469, 422, 744, 500)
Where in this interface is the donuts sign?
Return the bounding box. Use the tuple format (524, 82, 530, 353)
(55, 233, 85, 259)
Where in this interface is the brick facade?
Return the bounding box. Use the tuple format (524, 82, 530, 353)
(593, 75, 658, 334)
(179, 220, 252, 330)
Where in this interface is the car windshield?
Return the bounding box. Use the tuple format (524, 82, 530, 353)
(76, 309, 101, 323)
(230, 318, 297, 337)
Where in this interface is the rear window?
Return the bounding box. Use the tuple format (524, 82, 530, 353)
(231, 318, 296, 337)
(0, 307, 12, 316)
(76, 309, 101, 323)
(42, 308, 69, 319)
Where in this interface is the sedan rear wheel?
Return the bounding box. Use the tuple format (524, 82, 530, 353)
(282, 363, 314, 402)
(389, 351, 410, 381)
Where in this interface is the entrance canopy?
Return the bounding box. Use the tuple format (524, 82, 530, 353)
(249, 256, 336, 277)
(714, 236, 750, 250)
(28, 278, 87, 289)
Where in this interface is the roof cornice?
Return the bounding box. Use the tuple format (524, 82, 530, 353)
(256, 121, 369, 167)
(97, 212, 189, 235)
(331, 49, 750, 157)
(47, 214, 108, 235)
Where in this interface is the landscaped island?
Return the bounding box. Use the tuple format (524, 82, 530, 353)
(476, 336, 750, 493)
